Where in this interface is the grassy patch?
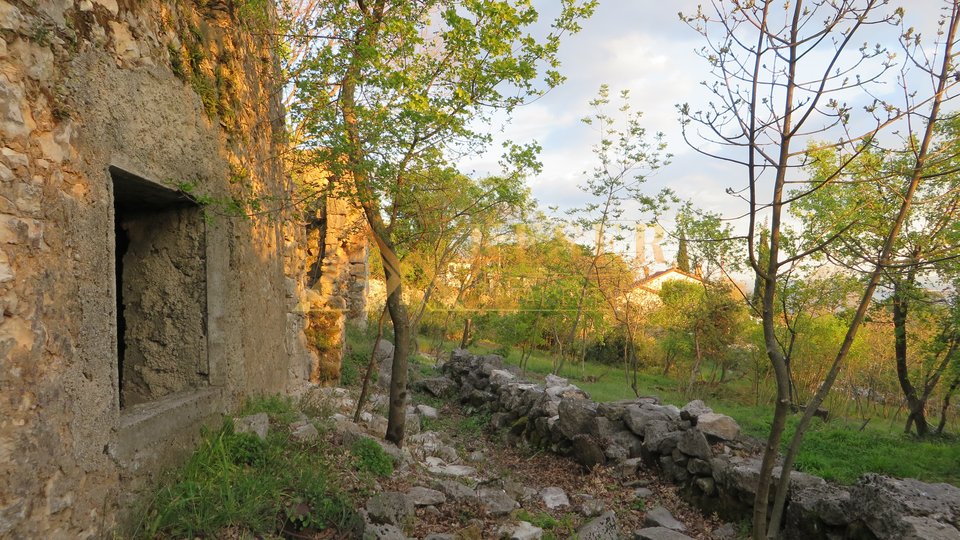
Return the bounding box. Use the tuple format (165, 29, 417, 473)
(435, 336, 960, 487)
(133, 396, 361, 538)
(350, 438, 394, 477)
(513, 509, 577, 538)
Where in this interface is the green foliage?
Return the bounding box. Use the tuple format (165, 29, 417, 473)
(349, 438, 394, 477)
(513, 509, 576, 535)
(134, 395, 361, 538)
(237, 394, 298, 424)
(456, 411, 491, 438)
(234, 0, 271, 29)
(167, 43, 185, 80)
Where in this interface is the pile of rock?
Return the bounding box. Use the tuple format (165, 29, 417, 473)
(440, 350, 960, 540)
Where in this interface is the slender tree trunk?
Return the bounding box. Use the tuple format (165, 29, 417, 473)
(459, 317, 471, 349)
(354, 306, 388, 422)
(765, 6, 960, 533)
(384, 282, 410, 445)
(936, 375, 959, 435)
(893, 278, 928, 436)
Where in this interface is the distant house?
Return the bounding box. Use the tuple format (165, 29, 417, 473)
(628, 266, 703, 307)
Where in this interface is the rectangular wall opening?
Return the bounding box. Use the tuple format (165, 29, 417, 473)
(111, 167, 209, 409)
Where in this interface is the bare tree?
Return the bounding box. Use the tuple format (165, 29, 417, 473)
(681, 1, 960, 537)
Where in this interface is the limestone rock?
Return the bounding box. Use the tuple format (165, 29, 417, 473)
(634, 487, 654, 499)
(644, 506, 686, 531)
(851, 474, 960, 540)
(363, 522, 407, 540)
(366, 492, 414, 526)
(679, 399, 712, 421)
(425, 457, 476, 478)
(695, 413, 740, 441)
(571, 434, 606, 470)
(558, 398, 599, 439)
(624, 403, 678, 437)
(478, 488, 518, 516)
(676, 429, 712, 460)
(289, 420, 319, 442)
(416, 404, 439, 419)
(633, 527, 694, 540)
(489, 369, 517, 388)
(499, 521, 544, 540)
(432, 479, 476, 502)
(375, 340, 396, 389)
(504, 478, 539, 503)
(710, 523, 737, 540)
(576, 510, 619, 540)
(783, 481, 851, 537)
(540, 486, 570, 509)
(234, 413, 269, 440)
(544, 374, 568, 388)
(412, 376, 456, 398)
(578, 495, 606, 518)
(407, 486, 446, 507)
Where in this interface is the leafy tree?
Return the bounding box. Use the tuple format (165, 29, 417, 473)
(798, 128, 960, 436)
(676, 231, 691, 273)
(652, 280, 747, 390)
(680, 1, 960, 536)
(556, 84, 670, 374)
(291, 0, 595, 445)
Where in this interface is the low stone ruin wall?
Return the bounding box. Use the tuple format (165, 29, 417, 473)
(433, 350, 960, 540)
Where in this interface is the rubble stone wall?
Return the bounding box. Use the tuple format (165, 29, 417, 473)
(440, 351, 960, 540)
(0, 0, 316, 536)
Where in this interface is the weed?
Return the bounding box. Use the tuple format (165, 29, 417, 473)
(350, 438, 394, 477)
(134, 396, 357, 538)
(455, 411, 491, 438)
(513, 509, 576, 536)
(167, 43, 186, 80)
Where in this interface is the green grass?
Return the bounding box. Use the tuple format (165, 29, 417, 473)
(133, 396, 361, 538)
(513, 509, 577, 538)
(350, 438, 394, 477)
(439, 338, 960, 487)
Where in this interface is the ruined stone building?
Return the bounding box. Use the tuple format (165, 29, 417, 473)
(0, 0, 367, 536)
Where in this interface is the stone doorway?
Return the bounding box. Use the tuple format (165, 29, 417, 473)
(111, 167, 209, 409)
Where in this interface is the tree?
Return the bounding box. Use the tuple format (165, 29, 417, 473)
(799, 127, 960, 436)
(681, 1, 960, 536)
(556, 84, 670, 375)
(291, 0, 595, 445)
(652, 280, 747, 390)
(676, 231, 691, 273)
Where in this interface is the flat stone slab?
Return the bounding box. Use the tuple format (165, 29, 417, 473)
(479, 488, 519, 516)
(540, 486, 570, 509)
(424, 456, 476, 477)
(634, 527, 695, 540)
(577, 510, 618, 540)
(644, 506, 686, 531)
(234, 412, 269, 440)
(407, 486, 446, 506)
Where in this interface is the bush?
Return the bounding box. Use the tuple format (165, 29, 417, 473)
(350, 438, 394, 477)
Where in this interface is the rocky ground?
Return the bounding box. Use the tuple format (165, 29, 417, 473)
(256, 362, 741, 540)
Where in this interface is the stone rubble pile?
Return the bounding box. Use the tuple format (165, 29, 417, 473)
(439, 349, 960, 540)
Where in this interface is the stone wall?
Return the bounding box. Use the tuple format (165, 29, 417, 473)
(440, 351, 960, 539)
(299, 166, 370, 384)
(0, 0, 316, 536)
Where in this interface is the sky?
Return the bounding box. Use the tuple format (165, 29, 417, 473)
(461, 1, 949, 266)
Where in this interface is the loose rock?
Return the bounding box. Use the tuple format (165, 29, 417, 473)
(539, 486, 570, 509)
(234, 413, 269, 440)
(576, 510, 619, 540)
(644, 506, 686, 531)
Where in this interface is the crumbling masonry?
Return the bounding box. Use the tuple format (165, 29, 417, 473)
(0, 0, 342, 536)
